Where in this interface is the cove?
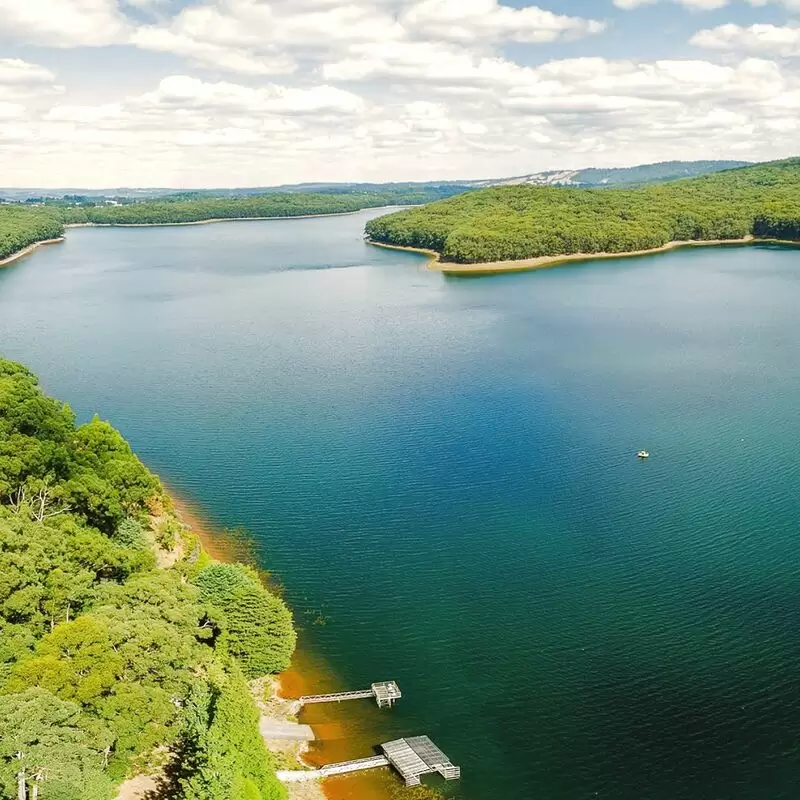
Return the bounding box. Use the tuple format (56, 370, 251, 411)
(1, 208, 800, 800)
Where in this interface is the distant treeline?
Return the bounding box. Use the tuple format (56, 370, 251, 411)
(0, 359, 294, 800)
(55, 190, 434, 225)
(570, 159, 750, 188)
(0, 187, 467, 261)
(365, 158, 800, 264)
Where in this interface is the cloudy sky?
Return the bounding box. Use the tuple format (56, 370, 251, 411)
(1, 0, 799, 187)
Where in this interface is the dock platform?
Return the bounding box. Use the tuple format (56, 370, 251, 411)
(276, 735, 460, 788)
(381, 736, 461, 786)
(299, 681, 402, 709)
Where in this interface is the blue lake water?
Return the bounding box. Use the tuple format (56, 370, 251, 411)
(2, 210, 800, 799)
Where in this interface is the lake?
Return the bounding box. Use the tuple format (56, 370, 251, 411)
(2, 210, 800, 800)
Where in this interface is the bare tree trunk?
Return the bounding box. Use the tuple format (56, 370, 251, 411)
(34, 481, 49, 523)
(17, 768, 26, 800)
(31, 480, 71, 523)
(10, 486, 25, 514)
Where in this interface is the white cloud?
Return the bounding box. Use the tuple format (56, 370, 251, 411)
(130, 0, 604, 76)
(0, 0, 798, 185)
(402, 0, 605, 44)
(131, 0, 405, 75)
(614, 0, 729, 9)
(692, 23, 800, 55)
(7, 49, 798, 188)
(0, 102, 27, 120)
(0, 0, 130, 47)
(322, 41, 536, 86)
(0, 59, 64, 113)
(0, 59, 58, 87)
(134, 75, 366, 115)
(130, 27, 297, 76)
(615, 0, 800, 9)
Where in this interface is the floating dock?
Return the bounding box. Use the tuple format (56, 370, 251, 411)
(381, 736, 461, 786)
(276, 735, 460, 787)
(299, 680, 402, 709)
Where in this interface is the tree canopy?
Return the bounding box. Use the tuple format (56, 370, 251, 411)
(0, 207, 62, 261)
(0, 689, 114, 800)
(195, 564, 296, 678)
(365, 158, 800, 264)
(0, 185, 468, 263)
(0, 358, 293, 800)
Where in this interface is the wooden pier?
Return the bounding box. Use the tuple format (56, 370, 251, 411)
(299, 681, 401, 709)
(320, 755, 390, 777)
(276, 735, 460, 787)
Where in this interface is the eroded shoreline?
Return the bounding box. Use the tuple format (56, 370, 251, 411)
(367, 235, 800, 276)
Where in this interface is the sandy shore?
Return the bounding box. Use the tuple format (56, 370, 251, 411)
(368, 235, 800, 276)
(65, 206, 405, 229)
(0, 237, 65, 268)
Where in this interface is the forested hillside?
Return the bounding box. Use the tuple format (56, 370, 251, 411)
(365, 159, 800, 264)
(0, 208, 63, 261)
(0, 359, 295, 800)
(571, 160, 750, 187)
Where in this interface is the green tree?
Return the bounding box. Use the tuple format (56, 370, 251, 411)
(0, 689, 114, 800)
(0, 360, 294, 797)
(365, 157, 800, 265)
(194, 564, 296, 678)
(5, 607, 205, 771)
(178, 664, 286, 800)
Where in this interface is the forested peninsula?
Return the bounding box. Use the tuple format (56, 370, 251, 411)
(0, 359, 296, 800)
(0, 208, 64, 263)
(365, 158, 800, 268)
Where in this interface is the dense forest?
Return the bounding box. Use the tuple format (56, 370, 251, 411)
(0, 187, 461, 262)
(365, 158, 800, 264)
(55, 188, 455, 226)
(0, 208, 63, 261)
(0, 359, 295, 800)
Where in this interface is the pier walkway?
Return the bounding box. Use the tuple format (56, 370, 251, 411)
(276, 735, 460, 787)
(321, 755, 390, 777)
(299, 681, 401, 709)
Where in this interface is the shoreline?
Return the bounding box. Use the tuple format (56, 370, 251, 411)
(0, 237, 65, 268)
(64, 205, 406, 229)
(168, 491, 393, 800)
(367, 235, 800, 276)
(0, 204, 402, 272)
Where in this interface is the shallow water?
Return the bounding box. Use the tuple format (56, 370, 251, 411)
(2, 211, 800, 799)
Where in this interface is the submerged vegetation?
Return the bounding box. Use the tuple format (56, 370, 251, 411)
(0, 359, 294, 800)
(365, 158, 800, 264)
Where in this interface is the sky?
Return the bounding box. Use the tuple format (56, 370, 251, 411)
(1, 0, 799, 188)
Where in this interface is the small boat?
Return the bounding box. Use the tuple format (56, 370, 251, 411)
(636, 450, 650, 459)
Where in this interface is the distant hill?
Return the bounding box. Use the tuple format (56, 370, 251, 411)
(0, 161, 751, 203)
(477, 160, 751, 189)
(365, 158, 800, 266)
